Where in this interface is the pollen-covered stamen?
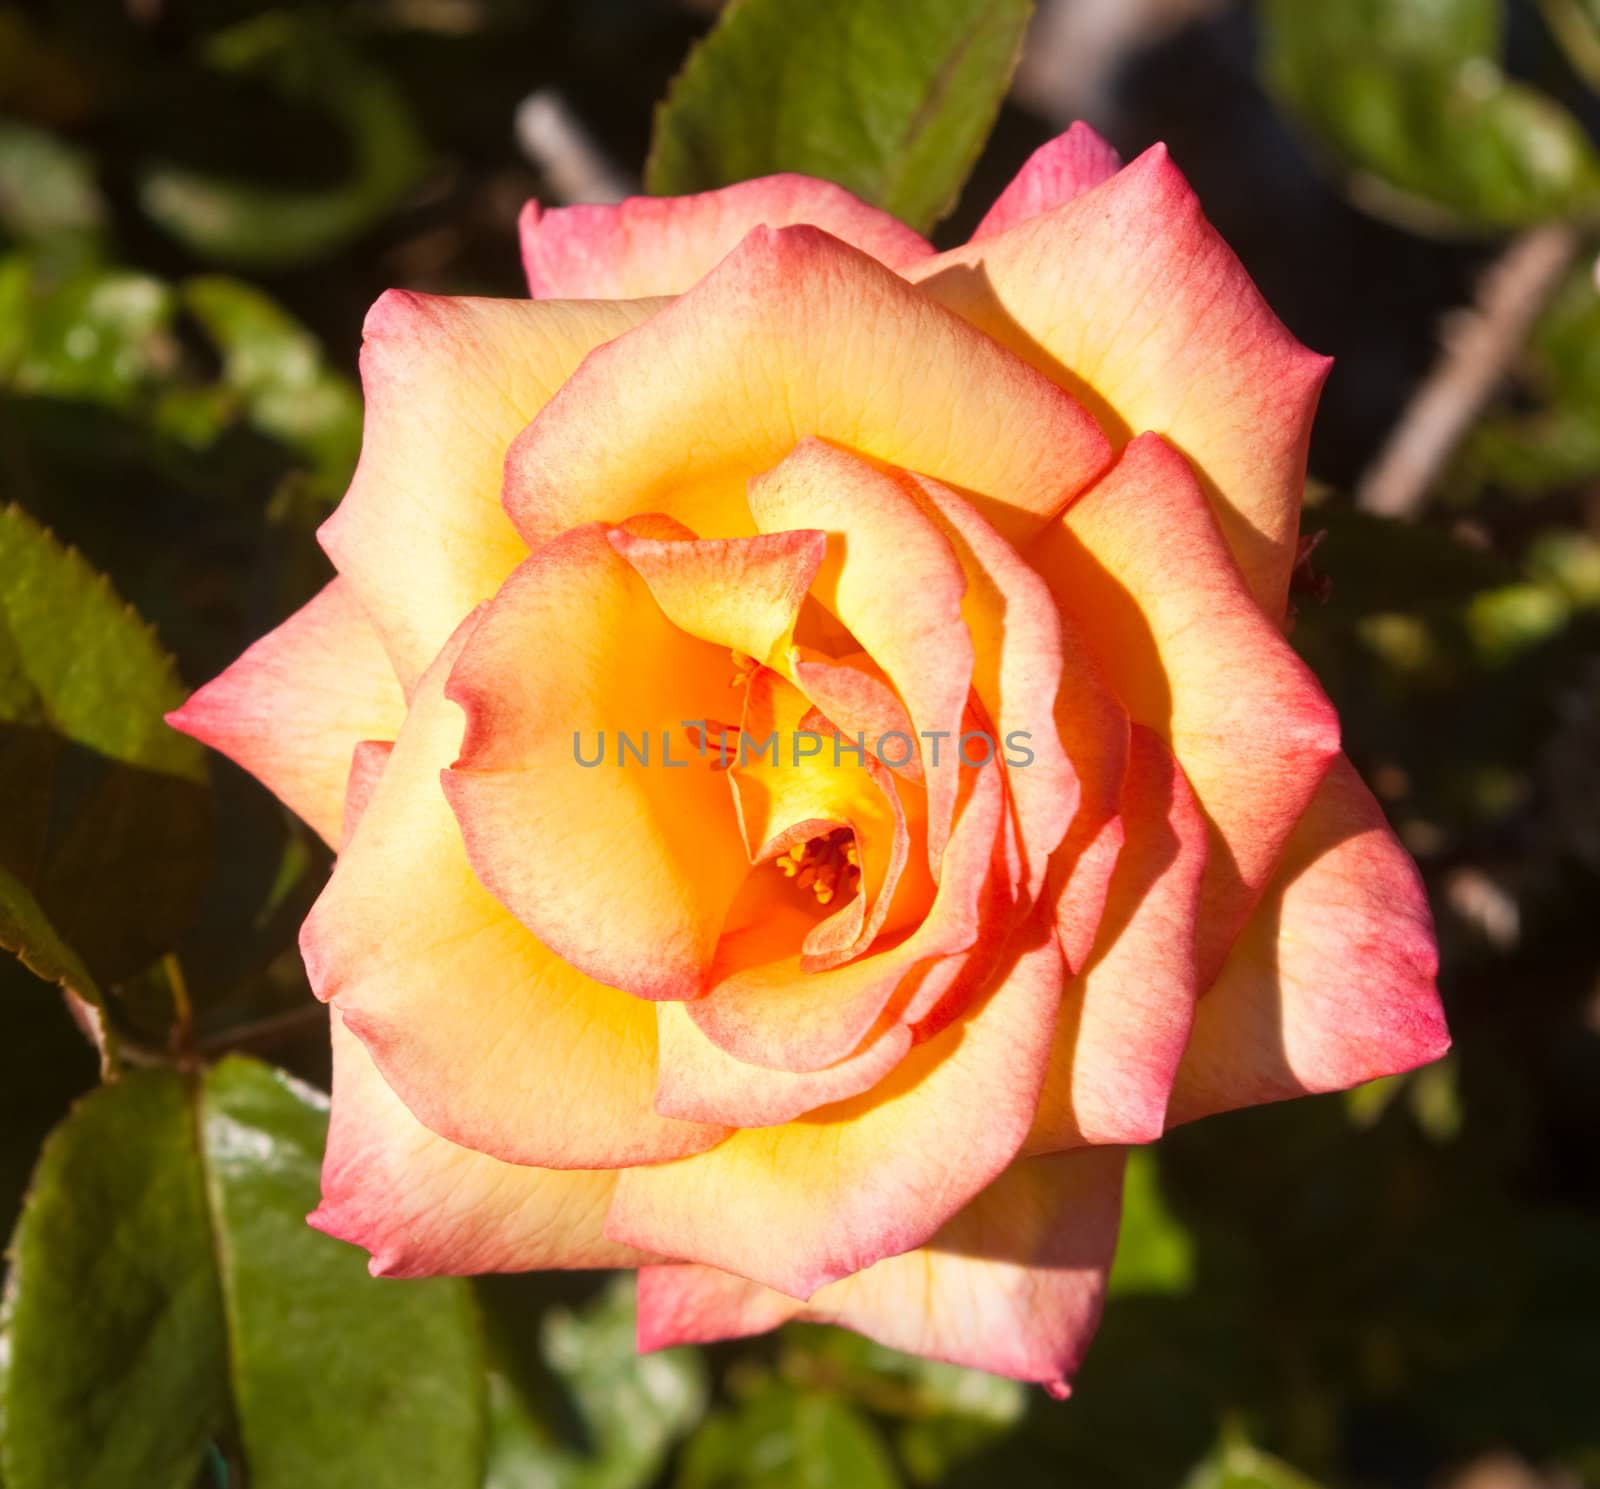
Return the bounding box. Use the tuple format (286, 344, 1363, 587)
(776, 826, 862, 907)
(729, 649, 757, 689)
(685, 720, 743, 770)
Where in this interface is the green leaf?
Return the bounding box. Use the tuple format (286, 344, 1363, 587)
(777, 1321, 1024, 1423)
(183, 276, 362, 493)
(1, 254, 360, 493)
(1107, 1147, 1195, 1298)
(0, 1070, 231, 1489)
(1462, 406, 1600, 493)
(3, 261, 177, 409)
(776, 1324, 1023, 1486)
(1459, 531, 1600, 667)
(674, 1382, 899, 1489)
(1530, 266, 1600, 403)
(0, 121, 106, 269)
(0, 504, 209, 988)
(0, 866, 115, 1068)
(1261, 0, 1600, 229)
(0, 254, 26, 376)
(197, 1057, 486, 1488)
(0, 505, 196, 779)
(0, 858, 92, 998)
(1180, 1432, 1326, 1489)
(646, 0, 1034, 233)
(1268, 0, 1502, 61)
(0, 1058, 487, 1489)
(137, 14, 428, 269)
(1467, 579, 1575, 665)
(483, 1275, 707, 1489)
(1539, 0, 1600, 91)
(1464, 264, 1600, 494)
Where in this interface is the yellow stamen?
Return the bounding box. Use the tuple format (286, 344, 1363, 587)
(775, 826, 859, 908)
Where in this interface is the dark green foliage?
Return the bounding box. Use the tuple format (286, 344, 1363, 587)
(0, 1061, 487, 1489)
(1262, 0, 1600, 229)
(0, 504, 209, 1000)
(0, 1070, 230, 1489)
(647, 0, 1033, 232)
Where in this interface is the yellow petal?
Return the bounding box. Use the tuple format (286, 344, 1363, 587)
(504, 226, 1110, 551)
(442, 525, 750, 1001)
(321, 291, 662, 691)
(301, 613, 724, 1169)
(313, 1012, 654, 1276)
(606, 918, 1064, 1298)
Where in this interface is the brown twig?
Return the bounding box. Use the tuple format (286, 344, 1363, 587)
(194, 1001, 329, 1058)
(514, 88, 635, 205)
(1356, 224, 1582, 521)
(1014, 0, 1230, 121)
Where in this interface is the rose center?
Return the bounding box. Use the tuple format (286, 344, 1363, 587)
(776, 827, 860, 908)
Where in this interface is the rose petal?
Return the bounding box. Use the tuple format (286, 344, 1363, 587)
(1028, 726, 1207, 1152)
(167, 579, 403, 847)
(301, 613, 725, 1169)
(972, 122, 1123, 240)
(904, 473, 1078, 896)
(791, 651, 922, 784)
(606, 523, 827, 668)
(311, 1012, 654, 1277)
(1030, 434, 1341, 977)
(1046, 601, 1130, 973)
(521, 174, 933, 298)
(653, 1000, 915, 1128)
(340, 739, 393, 851)
(636, 1264, 802, 1350)
(505, 225, 1111, 551)
(1167, 757, 1449, 1123)
(606, 916, 1064, 1298)
(320, 291, 662, 691)
(443, 526, 750, 1002)
(748, 440, 973, 872)
(913, 145, 1331, 616)
(638, 1145, 1126, 1394)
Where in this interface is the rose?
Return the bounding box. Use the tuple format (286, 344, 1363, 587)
(171, 124, 1449, 1393)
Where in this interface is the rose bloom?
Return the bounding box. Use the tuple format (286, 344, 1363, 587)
(172, 125, 1449, 1394)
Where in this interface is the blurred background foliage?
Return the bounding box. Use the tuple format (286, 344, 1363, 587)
(1, 0, 1598, 1486)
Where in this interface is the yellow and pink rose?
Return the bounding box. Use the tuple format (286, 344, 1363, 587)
(172, 124, 1449, 1394)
